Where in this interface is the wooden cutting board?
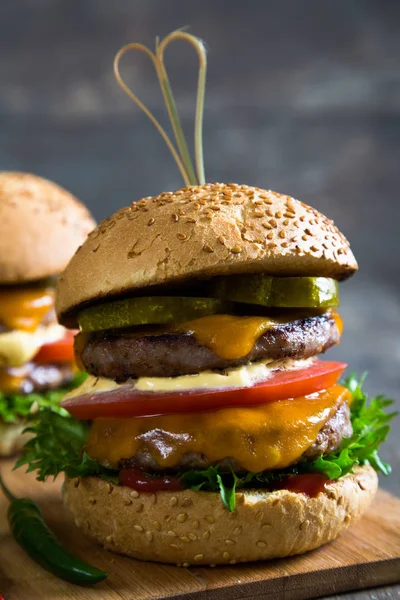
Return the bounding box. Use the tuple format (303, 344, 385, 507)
(0, 459, 399, 600)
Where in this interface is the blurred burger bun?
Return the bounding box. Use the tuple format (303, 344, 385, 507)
(0, 172, 96, 284)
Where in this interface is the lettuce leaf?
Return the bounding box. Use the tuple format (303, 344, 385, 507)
(15, 409, 118, 483)
(15, 374, 397, 511)
(0, 371, 87, 424)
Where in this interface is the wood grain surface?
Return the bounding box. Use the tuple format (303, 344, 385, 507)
(0, 459, 399, 600)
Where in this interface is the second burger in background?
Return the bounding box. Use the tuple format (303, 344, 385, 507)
(0, 172, 96, 455)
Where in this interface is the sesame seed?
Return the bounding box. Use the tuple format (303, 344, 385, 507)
(192, 520, 200, 529)
(302, 235, 309, 241)
(165, 516, 173, 523)
(310, 245, 318, 252)
(255, 511, 264, 521)
(170, 544, 179, 549)
(171, 213, 179, 222)
(146, 531, 153, 542)
(123, 499, 133, 506)
(279, 230, 286, 239)
(106, 535, 114, 544)
(269, 218, 277, 227)
(267, 232, 274, 240)
(182, 562, 190, 568)
(181, 497, 192, 507)
(230, 559, 237, 565)
(168, 530, 177, 537)
(275, 211, 283, 219)
(134, 525, 143, 532)
(203, 244, 214, 253)
(282, 242, 289, 248)
(202, 531, 210, 540)
(130, 490, 139, 499)
(300, 520, 310, 530)
(225, 539, 235, 545)
(254, 210, 263, 217)
(177, 513, 187, 523)
(231, 245, 242, 254)
(256, 540, 267, 548)
(261, 523, 272, 530)
(177, 233, 187, 240)
(185, 217, 196, 223)
(283, 219, 290, 226)
(170, 496, 178, 506)
(152, 520, 161, 531)
(205, 516, 215, 524)
(188, 533, 197, 541)
(181, 536, 190, 543)
(194, 554, 204, 562)
(222, 552, 230, 560)
(233, 527, 242, 535)
(147, 217, 155, 226)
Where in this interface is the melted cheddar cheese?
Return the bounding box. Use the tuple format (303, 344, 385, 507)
(177, 310, 341, 360)
(0, 365, 30, 394)
(86, 384, 351, 472)
(0, 287, 54, 332)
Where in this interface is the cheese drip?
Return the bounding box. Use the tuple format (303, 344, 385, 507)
(86, 385, 350, 472)
(0, 287, 54, 332)
(176, 310, 342, 360)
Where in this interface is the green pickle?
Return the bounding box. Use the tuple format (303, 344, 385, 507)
(78, 296, 230, 332)
(214, 275, 339, 308)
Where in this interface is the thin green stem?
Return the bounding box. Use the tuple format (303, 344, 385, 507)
(113, 44, 191, 186)
(157, 31, 207, 185)
(0, 474, 16, 503)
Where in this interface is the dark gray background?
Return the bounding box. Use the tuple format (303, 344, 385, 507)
(0, 0, 398, 579)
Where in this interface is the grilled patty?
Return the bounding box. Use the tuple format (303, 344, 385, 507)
(2, 363, 75, 395)
(119, 402, 352, 474)
(77, 311, 340, 381)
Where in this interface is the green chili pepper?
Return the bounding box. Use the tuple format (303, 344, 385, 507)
(0, 475, 107, 586)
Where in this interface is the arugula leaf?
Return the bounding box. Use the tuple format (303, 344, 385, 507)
(0, 371, 87, 424)
(306, 373, 397, 479)
(15, 409, 118, 483)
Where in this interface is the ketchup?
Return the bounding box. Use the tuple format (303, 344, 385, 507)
(119, 468, 183, 492)
(276, 473, 329, 497)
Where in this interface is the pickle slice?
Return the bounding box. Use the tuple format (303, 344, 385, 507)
(78, 297, 231, 332)
(214, 276, 339, 308)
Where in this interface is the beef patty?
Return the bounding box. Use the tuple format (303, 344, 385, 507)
(119, 401, 352, 474)
(77, 311, 341, 381)
(2, 363, 75, 395)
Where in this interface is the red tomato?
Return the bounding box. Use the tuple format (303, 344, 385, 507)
(62, 360, 346, 420)
(277, 473, 329, 497)
(34, 331, 75, 364)
(119, 469, 183, 492)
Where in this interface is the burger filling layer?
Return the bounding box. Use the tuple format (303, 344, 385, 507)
(76, 309, 342, 380)
(86, 385, 351, 473)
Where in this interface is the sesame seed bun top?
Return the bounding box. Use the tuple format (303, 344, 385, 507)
(0, 172, 96, 284)
(56, 183, 357, 327)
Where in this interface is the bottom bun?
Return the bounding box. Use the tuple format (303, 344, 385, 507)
(63, 466, 377, 565)
(0, 421, 31, 457)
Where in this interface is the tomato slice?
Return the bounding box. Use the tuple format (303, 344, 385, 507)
(62, 360, 346, 420)
(34, 331, 75, 364)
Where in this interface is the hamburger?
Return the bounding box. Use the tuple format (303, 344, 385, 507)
(18, 182, 394, 566)
(16, 31, 395, 569)
(0, 172, 95, 455)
